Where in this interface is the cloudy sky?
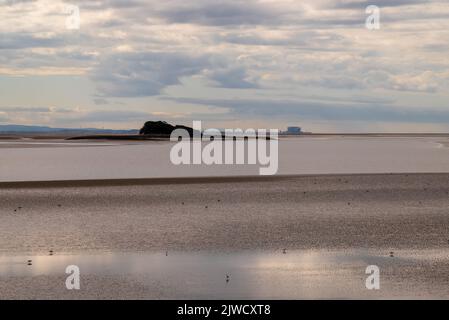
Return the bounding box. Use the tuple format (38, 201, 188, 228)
(0, 0, 448, 132)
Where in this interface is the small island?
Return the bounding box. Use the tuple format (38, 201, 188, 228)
(67, 121, 195, 140)
(66, 121, 278, 141)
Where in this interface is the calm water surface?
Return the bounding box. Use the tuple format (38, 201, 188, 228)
(1, 136, 449, 181)
(1, 250, 448, 299)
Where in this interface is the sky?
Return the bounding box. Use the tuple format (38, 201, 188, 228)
(0, 0, 448, 132)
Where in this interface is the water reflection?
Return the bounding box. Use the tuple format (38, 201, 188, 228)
(0, 250, 444, 299)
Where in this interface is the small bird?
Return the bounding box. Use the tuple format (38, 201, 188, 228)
(49, 250, 54, 256)
(389, 251, 394, 257)
(282, 248, 287, 254)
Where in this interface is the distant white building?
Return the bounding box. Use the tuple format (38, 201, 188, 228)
(284, 126, 302, 135)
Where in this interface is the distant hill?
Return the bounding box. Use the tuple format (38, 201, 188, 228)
(0, 124, 138, 134)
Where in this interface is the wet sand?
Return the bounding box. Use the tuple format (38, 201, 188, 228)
(1, 173, 449, 299)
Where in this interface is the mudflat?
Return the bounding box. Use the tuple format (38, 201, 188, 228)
(1, 173, 449, 253)
(1, 173, 449, 299)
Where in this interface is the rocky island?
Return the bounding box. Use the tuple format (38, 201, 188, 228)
(67, 121, 194, 140)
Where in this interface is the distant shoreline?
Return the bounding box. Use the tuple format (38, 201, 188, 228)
(67, 133, 449, 140)
(1, 132, 449, 141)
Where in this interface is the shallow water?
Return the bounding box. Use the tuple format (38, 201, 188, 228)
(1, 136, 449, 182)
(1, 250, 448, 299)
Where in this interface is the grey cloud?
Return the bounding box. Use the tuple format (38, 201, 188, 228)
(91, 51, 259, 97)
(74, 0, 145, 10)
(154, 0, 284, 26)
(295, 76, 366, 90)
(0, 0, 36, 6)
(217, 33, 304, 46)
(1, 48, 93, 71)
(207, 67, 258, 89)
(0, 107, 51, 112)
(0, 107, 73, 113)
(0, 33, 63, 50)
(165, 97, 449, 123)
(216, 31, 350, 49)
(73, 110, 152, 122)
(0, 106, 150, 123)
(331, 0, 431, 9)
(152, 0, 366, 28)
(57, 51, 98, 61)
(69, 0, 438, 28)
(93, 98, 109, 105)
(91, 52, 211, 97)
